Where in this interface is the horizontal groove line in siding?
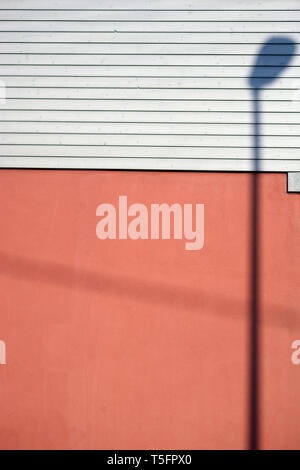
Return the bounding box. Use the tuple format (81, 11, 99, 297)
(2, 20, 300, 22)
(4, 87, 296, 90)
(1, 42, 298, 45)
(1, 9, 300, 11)
(0, 61, 297, 66)
(0, 144, 298, 148)
(1, 132, 299, 137)
(1, 75, 298, 78)
(1, 64, 299, 67)
(2, 156, 300, 162)
(0, 120, 298, 125)
(1, 101, 295, 105)
(0, 31, 299, 33)
(1, 53, 298, 56)
(1, 109, 298, 113)
(2, 98, 294, 101)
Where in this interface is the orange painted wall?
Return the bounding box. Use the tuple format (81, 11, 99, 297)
(0, 170, 299, 450)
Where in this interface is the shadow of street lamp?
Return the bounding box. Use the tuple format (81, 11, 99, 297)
(248, 36, 296, 450)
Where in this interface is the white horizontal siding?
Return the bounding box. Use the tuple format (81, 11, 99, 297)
(1, 76, 297, 87)
(1, 11, 300, 21)
(2, 21, 300, 32)
(1, 110, 299, 124)
(1, 145, 300, 159)
(2, 122, 300, 135)
(0, 55, 299, 66)
(0, 0, 299, 171)
(2, 0, 300, 10)
(1, 157, 299, 172)
(0, 134, 300, 147)
(0, 99, 297, 112)
(0, 32, 299, 42)
(0, 44, 295, 54)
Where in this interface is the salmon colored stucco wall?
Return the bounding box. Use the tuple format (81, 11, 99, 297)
(0, 170, 299, 450)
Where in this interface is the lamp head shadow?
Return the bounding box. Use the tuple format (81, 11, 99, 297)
(249, 36, 296, 90)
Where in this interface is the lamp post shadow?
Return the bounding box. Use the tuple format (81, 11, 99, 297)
(248, 36, 296, 450)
